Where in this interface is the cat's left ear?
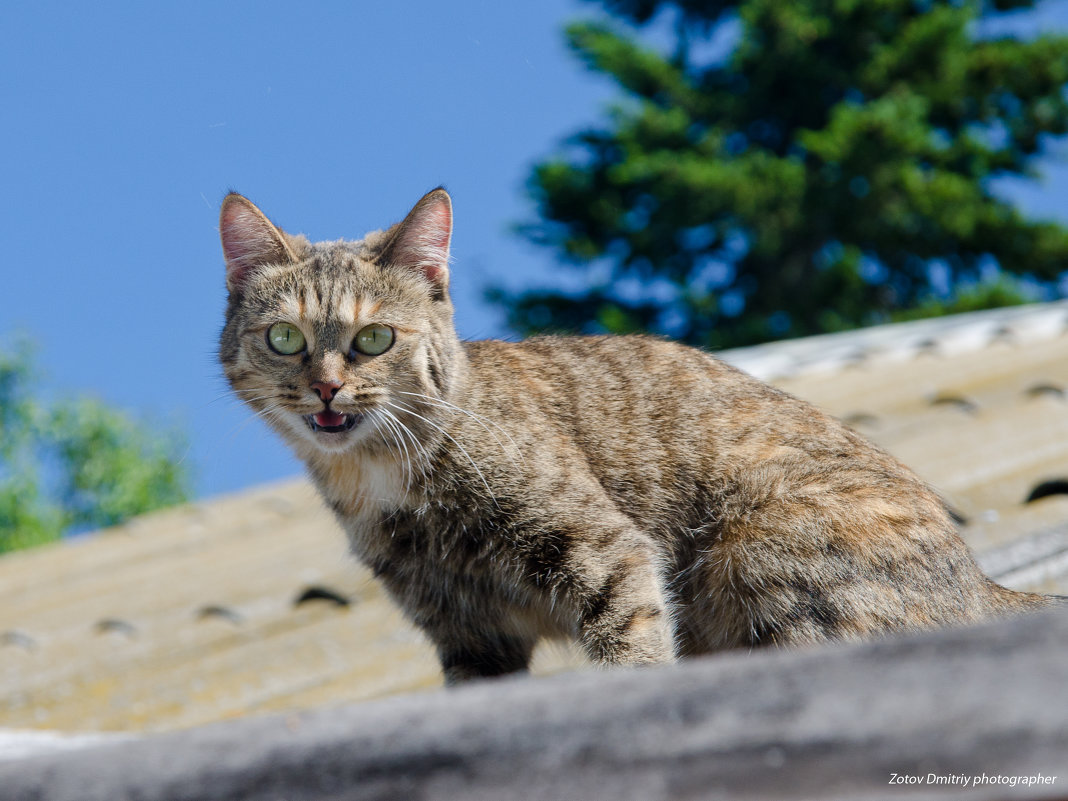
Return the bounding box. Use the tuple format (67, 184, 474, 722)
(380, 188, 452, 299)
(219, 193, 298, 293)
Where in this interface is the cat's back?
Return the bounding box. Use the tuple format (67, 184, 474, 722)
(460, 333, 921, 528)
(464, 333, 770, 409)
(462, 333, 827, 451)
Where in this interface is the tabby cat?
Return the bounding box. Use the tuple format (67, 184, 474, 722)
(219, 188, 1054, 683)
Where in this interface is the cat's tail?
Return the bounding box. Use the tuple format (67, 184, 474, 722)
(987, 580, 1068, 612)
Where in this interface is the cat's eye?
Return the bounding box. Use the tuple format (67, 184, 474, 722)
(353, 324, 394, 356)
(266, 322, 306, 355)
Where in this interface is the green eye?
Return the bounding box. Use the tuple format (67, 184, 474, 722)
(353, 324, 394, 356)
(266, 322, 306, 355)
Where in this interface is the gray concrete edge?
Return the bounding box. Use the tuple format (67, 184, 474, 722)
(4, 608, 1068, 801)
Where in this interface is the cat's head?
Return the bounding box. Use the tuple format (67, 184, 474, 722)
(218, 189, 463, 459)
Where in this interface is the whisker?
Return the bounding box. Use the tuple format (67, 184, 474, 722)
(221, 401, 287, 443)
(371, 408, 418, 492)
(396, 390, 524, 468)
(385, 400, 498, 508)
(383, 407, 434, 485)
(378, 410, 417, 490)
(225, 393, 279, 407)
(368, 409, 406, 485)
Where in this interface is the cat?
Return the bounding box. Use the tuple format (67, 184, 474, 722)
(218, 187, 1057, 683)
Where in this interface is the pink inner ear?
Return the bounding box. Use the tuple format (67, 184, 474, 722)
(220, 204, 264, 270)
(419, 202, 451, 283)
(393, 195, 452, 286)
(219, 199, 288, 290)
(423, 202, 451, 250)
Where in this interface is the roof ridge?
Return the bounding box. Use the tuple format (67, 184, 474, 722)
(718, 300, 1068, 381)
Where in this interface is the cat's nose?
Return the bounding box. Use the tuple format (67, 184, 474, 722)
(311, 380, 343, 402)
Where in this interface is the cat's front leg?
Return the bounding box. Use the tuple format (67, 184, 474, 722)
(434, 629, 536, 686)
(374, 565, 538, 685)
(526, 523, 677, 667)
(579, 547, 676, 667)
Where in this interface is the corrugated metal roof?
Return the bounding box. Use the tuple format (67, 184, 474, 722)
(3, 302, 1068, 734)
(749, 301, 1068, 565)
(720, 300, 1068, 382)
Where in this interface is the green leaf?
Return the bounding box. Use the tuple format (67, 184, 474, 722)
(0, 340, 191, 553)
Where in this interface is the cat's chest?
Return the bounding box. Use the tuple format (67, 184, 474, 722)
(309, 452, 412, 531)
(345, 495, 507, 587)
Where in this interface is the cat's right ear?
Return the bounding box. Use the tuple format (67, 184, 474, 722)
(219, 193, 297, 293)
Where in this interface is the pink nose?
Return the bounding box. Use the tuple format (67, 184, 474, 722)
(311, 380, 342, 402)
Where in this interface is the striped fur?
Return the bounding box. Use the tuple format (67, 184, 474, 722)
(219, 189, 1057, 684)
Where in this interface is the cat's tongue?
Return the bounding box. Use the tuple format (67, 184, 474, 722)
(314, 410, 347, 428)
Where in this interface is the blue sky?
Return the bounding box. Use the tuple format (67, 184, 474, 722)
(3, 1, 1068, 500)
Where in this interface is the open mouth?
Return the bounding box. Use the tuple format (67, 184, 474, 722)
(304, 410, 363, 434)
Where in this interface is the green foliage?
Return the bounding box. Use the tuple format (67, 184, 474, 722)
(501, 0, 1068, 349)
(890, 275, 1034, 322)
(0, 341, 190, 554)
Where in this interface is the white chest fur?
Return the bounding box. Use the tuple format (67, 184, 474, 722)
(309, 449, 411, 527)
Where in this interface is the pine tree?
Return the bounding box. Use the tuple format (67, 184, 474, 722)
(500, 0, 1068, 349)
